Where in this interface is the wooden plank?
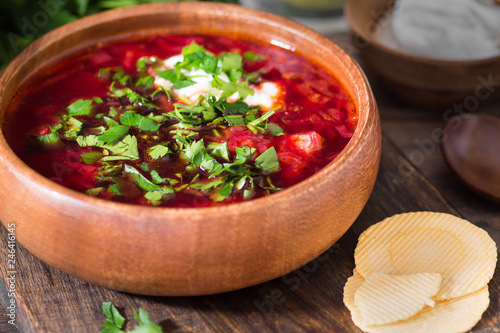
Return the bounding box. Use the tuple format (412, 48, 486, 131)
(1, 135, 498, 332)
(0, 306, 18, 333)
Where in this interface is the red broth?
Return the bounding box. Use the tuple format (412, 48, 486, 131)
(4, 35, 358, 208)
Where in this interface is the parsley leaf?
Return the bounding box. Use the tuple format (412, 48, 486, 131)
(189, 178, 225, 190)
(76, 135, 101, 147)
(267, 123, 284, 136)
(109, 107, 119, 118)
(81, 151, 103, 164)
(123, 165, 174, 194)
(150, 170, 166, 184)
(144, 187, 173, 206)
(247, 109, 276, 127)
(132, 308, 163, 333)
(181, 42, 218, 73)
(100, 302, 125, 333)
(135, 75, 155, 89)
(156, 69, 177, 82)
(99, 125, 130, 144)
(77, 135, 139, 161)
(93, 97, 104, 104)
(138, 162, 150, 172)
(31, 125, 62, 149)
(210, 145, 254, 177)
(247, 108, 282, 133)
(207, 142, 229, 161)
(182, 139, 223, 174)
(111, 88, 156, 108)
(120, 111, 161, 132)
(68, 99, 93, 116)
(136, 56, 152, 70)
(243, 51, 266, 62)
(144, 190, 163, 206)
(102, 135, 139, 161)
(220, 52, 242, 72)
(156, 69, 196, 89)
(165, 104, 206, 125)
(235, 145, 256, 162)
(64, 117, 84, 139)
(173, 79, 197, 89)
(220, 52, 242, 82)
(211, 76, 254, 100)
(86, 187, 105, 197)
(99, 302, 163, 333)
(255, 147, 280, 173)
(149, 144, 171, 160)
(123, 164, 160, 191)
(104, 116, 119, 128)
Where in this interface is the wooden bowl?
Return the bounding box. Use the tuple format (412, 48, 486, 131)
(344, 0, 500, 109)
(0, 3, 381, 296)
(442, 114, 500, 204)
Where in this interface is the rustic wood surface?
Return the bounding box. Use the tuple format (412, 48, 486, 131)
(1, 33, 499, 333)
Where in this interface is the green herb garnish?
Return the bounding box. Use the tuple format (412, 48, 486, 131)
(81, 151, 104, 164)
(68, 99, 93, 116)
(149, 144, 171, 160)
(120, 111, 161, 132)
(32, 41, 285, 206)
(99, 302, 162, 333)
(243, 51, 266, 62)
(255, 147, 280, 173)
(98, 125, 130, 144)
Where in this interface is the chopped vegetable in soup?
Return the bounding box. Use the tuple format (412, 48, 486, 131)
(5, 35, 358, 207)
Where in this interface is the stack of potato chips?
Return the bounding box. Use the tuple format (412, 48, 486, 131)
(344, 212, 497, 332)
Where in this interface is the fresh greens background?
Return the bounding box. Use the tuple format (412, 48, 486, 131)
(0, 0, 239, 71)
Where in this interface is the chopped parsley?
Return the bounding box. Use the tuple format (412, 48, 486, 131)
(30, 43, 284, 206)
(31, 124, 62, 149)
(243, 51, 266, 62)
(149, 144, 171, 160)
(67, 99, 94, 116)
(99, 302, 162, 333)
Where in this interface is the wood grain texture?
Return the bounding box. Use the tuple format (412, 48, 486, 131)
(1, 31, 499, 333)
(0, 3, 380, 296)
(0, 133, 498, 332)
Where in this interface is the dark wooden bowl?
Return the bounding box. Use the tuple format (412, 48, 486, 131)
(0, 2, 381, 296)
(344, 0, 500, 109)
(442, 114, 500, 204)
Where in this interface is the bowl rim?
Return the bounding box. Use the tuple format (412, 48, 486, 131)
(0, 2, 375, 218)
(343, 0, 500, 66)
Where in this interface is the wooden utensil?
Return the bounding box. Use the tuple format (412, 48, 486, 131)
(442, 114, 500, 203)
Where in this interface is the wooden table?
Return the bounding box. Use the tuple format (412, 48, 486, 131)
(1, 33, 499, 333)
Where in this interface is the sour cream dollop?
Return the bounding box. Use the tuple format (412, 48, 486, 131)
(154, 55, 282, 109)
(374, 0, 500, 61)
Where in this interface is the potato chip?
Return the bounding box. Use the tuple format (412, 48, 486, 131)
(343, 269, 366, 329)
(355, 212, 497, 300)
(354, 272, 441, 326)
(344, 269, 365, 312)
(359, 287, 490, 333)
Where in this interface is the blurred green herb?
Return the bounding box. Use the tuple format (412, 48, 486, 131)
(100, 302, 163, 333)
(0, 0, 239, 72)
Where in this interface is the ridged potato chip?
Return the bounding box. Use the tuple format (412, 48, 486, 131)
(359, 287, 490, 333)
(354, 272, 441, 326)
(343, 269, 366, 329)
(344, 269, 365, 312)
(355, 212, 497, 300)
